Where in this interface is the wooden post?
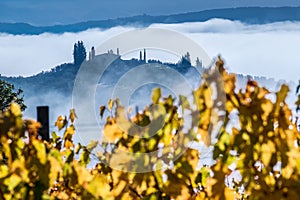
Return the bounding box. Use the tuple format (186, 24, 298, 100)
(37, 106, 49, 141)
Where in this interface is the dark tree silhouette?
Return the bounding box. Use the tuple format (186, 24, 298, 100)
(0, 80, 26, 112)
(73, 41, 87, 66)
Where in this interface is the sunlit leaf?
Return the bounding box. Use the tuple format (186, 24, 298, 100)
(33, 140, 47, 164)
(64, 139, 74, 149)
(10, 103, 22, 117)
(108, 99, 114, 111)
(261, 141, 276, 166)
(55, 115, 67, 131)
(152, 88, 161, 104)
(0, 165, 9, 179)
(86, 175, 112, 199)
(103, 118, 124, 142)
(4, 174, 22, 191)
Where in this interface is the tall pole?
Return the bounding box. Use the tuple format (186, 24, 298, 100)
(37, 106, 50, 141)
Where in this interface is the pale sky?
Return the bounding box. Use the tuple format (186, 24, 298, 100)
(1, 0, 300, 25)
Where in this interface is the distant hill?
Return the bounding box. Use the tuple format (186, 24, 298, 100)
(0, 53, 296, 132)
(1, 6, 300, 35)
(0, 55, 198, 98)
(0, 54, 202, 122)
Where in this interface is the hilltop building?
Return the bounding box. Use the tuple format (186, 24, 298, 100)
(139, 49, 147, 63)
(144, 49, 147, 63)
(88, 46, 96, 61)
(140, 51, 143, 61)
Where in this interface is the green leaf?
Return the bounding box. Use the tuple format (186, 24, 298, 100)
(65, 149, 74, 163)
(179, 95, 190, 112)
(79, 149, 90, 166)
(195, 173, 202, 184)
(51, 132, 60, 142)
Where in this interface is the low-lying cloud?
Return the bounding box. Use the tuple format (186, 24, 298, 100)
(0, 19, 300, 81)
(151, 18, 300, 33)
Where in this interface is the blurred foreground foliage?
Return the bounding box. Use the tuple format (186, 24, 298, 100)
(0, 58, 300, 199)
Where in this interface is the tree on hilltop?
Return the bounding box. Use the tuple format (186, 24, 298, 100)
(73, 41, 87, 66)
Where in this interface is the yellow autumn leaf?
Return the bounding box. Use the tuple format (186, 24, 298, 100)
(48, 156, 62, 185)
(109, 149, 132, 169)
(276, 84, 289, 104)
(261, 141, 275, 166)
(103, 118, 124, 142)
(199, 128, 211, 146)
(75, 165, 93, 185)
(264, 174, 276, 186)
(261, 100, 273, 122)
(64, 139, 74, 149)
(108, 99, 114, 111)
(4, 174, 22, 191)
(26, 119, 42, 138)
(179, 95, 190, 111)
(69, 108, 77, 123)
(55, 115, 67, 131)
(282, 148, 299, 179)
(0, 165, 9, 179)
(257, 87, 270, 99)
(223, 73, 236, 94)
(57, 192, 69, 200)
(203, 86, 213, 109)
(152, 88, 161, 104)
(87, 175, 112, 199)
(10, 103, 22, 116)
(63, 125, 75, 140)
(33, 140, 47, 164)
